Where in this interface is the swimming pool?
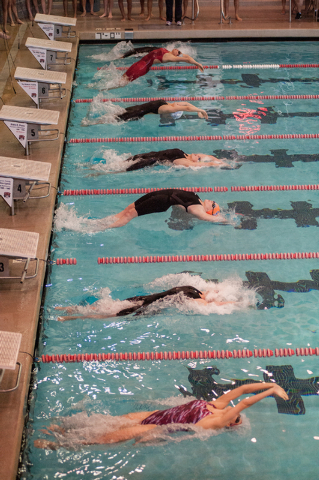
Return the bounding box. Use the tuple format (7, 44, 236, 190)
(20, 40, 319, 479)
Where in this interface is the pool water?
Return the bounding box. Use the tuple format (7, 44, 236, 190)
(20, 41, 319, 480)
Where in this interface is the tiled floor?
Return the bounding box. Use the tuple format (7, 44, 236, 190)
(0, 5, 318, 479)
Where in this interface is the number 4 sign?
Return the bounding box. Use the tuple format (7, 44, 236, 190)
(0, 177, 13, 207)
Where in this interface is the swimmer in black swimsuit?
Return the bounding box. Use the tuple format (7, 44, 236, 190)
(90, 188, 232, 231)
(125, 148, 236, 171)
(56, 285, 237, 321)
(85, 100, 208, 124)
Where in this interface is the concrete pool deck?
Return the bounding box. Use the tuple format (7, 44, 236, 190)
(0, 5, 318, 479)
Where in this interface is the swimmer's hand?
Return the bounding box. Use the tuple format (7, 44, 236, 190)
(272, 385, 289, 401)
(196, 62, 204, 73)
(198, 111, 208, 120)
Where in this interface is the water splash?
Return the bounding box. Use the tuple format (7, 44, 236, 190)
(89, 41, 135, 61)
(89, 63, 129, 91)
(82, 95, 126, 126)
(84, 148, 134, 173)
(54, 204, 116, 233)
(165, 41, 197, 58)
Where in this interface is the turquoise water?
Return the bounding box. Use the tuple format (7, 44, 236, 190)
(21, 41, 319, 479)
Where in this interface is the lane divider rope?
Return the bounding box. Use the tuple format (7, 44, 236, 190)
(41, 346, 319, 364)
(55, 258, 77, 265)
(96, 64, 319, 71)
(97, 252, 319, 264)
(74, 94, 319, 104)
(63, 187, 224, 196)
(62, 184, 319, 196)
(69, 133, 319, 144)
(231, 184, 319, 192)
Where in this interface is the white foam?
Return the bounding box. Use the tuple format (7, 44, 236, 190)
(89, 41, 135, 62)
(84, 148, 134, 173)
(165, 41, 197, 58)
(82, 95, 126, 126)
(54, 204, 116, 234)
(89, 63, 129, 91)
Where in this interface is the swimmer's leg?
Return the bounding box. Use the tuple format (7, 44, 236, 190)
(34, 439, 59, 450)
(93, 424, 158, 445)
(98, 202, 138, 229)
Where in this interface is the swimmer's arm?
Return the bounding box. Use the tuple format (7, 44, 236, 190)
(212, 383, 288, 409)
(159, 103, 208, 119)
(173, 158, 229, 168)
(162, 53, 204, 72)
(187, 205, 230, 223)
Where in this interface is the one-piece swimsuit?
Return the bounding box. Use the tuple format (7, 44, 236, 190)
(117, 100, 168, 122)
(116, 285, 202, 317)
(125, 48, 169, 82)
(134, 188, 202, 217)
(125, 148, 187, 171)
(141, 400, 216, 425)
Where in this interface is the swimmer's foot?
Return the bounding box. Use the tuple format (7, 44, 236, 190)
(160, 15, 165, 20)
(121, 16, 125, 20)
(99, 12, 108, 17)
(139, 10, 145, 16)
(127, 16, 133, 20)
(235, 14, 242, 20)
(90, 10, 98, 15)
(281, 8, 286, 13)
(80, 11, 87, 16)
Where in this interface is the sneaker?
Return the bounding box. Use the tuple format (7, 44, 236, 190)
(176, 21, 182, 25)
(295, 11, 302, 19)
(166, 21, 171, 25)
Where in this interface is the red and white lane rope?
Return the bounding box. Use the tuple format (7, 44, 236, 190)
(231, 184, 319, 192)
(69, 133, 319, 144)
(74, 94, 319, 104)
(41, 346, 319, 364)
(96, 64, 319, 71)
(63, 186, 227, 196)
(55, 258, 77, 265)
(62, 184, 319, 196)
(97, 251, 319, 265)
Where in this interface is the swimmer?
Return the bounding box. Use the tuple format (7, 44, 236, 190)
(87, 188, 232, 230)
(123, 149, 237, 171)
(108, 47, 204, 88)
(86, 100, 208, 124)
(55, 285, 238, 321)
(34, 383, 288, 449)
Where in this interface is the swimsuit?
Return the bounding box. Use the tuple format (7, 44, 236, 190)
(117, 100, 168, 122)
(141, 400, 215, 425)
(134, 188, 202, 217)
(125, 48, 169, 82)
(125, 148, 187, 171)
(122, 47, 157, 59)
(116, 285, 202, 317)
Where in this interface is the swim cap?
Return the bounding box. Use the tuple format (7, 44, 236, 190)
(170, 111, 184, 120)
(206, 202, 220, 216)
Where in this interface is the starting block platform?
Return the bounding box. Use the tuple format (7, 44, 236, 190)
(35, 13, 76, 40)
(0, 156, 51, 215)
(0, 227, 39, 282)
(0, 331, 22, 393)
(0, 105, 60, 155)
(25, 37, 72, 69)
(15, 67, 67, 107)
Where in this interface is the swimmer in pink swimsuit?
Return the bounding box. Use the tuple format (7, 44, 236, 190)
(35, 383, 288, 449)
(121, 47, 204, 85)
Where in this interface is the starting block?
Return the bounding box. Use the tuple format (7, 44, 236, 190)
(35, 13, 76, 40)
(25, 37, 72, 69)
(0, 331, 22, 393)
(0, 156, 51, 215)
(15, 67, 67, 107)
(0, 228, 39, 282)
(0, 105, 59, 155)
